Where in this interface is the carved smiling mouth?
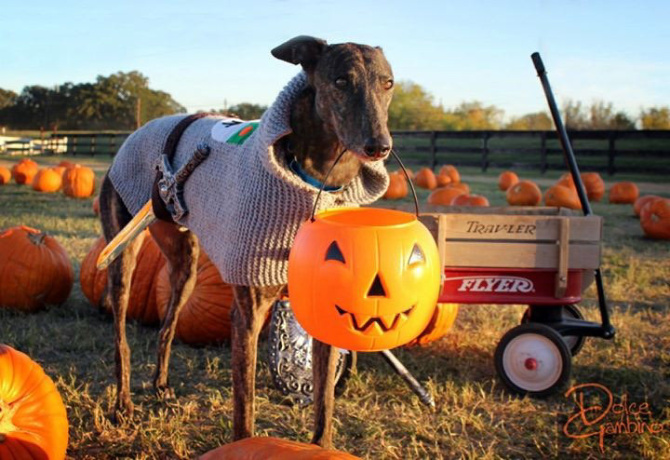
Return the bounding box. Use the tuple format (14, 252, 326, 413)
(335, 304, 415, 336)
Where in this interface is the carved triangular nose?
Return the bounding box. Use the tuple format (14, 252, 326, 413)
(367, 274, 387, 297)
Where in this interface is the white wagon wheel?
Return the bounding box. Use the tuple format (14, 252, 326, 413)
(494, 323, 571, 397)
(521, 304, 586, 356)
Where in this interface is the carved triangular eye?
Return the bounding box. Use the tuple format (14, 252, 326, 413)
(325, 241, 346, 263)
(408, 244, 425, 266)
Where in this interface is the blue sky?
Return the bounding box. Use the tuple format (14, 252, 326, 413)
(2, 0, 668, 121)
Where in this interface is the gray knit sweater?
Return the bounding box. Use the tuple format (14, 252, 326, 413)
(108, 72, 389, 286)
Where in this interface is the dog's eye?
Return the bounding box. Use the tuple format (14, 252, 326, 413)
(383, 79, 394, 90)
(335, 77, 348, 88)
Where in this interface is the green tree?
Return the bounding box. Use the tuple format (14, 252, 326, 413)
(640, 106, 670, 129)
(447, 101, 504, 130)
(388, 81, 449, 130)
(0, 88, 17, 109)
(505, 112, 553, 130)
(222, 103, 267, 120)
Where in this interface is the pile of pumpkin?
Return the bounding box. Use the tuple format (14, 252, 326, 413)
(0, 158, 96, 198)
(383, 164, 668, 240)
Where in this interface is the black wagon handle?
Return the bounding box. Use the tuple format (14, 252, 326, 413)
(531, 52, 592, 217)
(310, 149, 420, 221)
(531, 52, 615, 339)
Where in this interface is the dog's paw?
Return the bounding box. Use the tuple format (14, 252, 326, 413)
(154, 384, 176, 401)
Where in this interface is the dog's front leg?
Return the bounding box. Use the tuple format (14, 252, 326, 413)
(311, 339, 339, 448)
(230, 284, 284, 440)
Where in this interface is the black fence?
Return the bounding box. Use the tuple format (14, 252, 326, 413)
(392, 129, 670, 175)
(50, 129, 670, 176)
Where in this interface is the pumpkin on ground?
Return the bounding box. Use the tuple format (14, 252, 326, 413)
(609, 181, 639, 204)
(435, 174, 452, 187)
(79, 232, 165, 325)
(0, 166, 11, 185)
(581, 172, 605, 202)
(62, 164, 96, 198)
(634, 195, 661, 217)
(544, 184, 581, 210)
(0, 226, 73, 312)
(57, 160, 75, 168)
(556, 172, 576, 192)
(382, 172, 408, 200)
(639, 198, 670, 240)
(451, 194, 490, 207)
(427, 187, 466, 206)
(406, 303, 459, 346)
(155, 251, 235, 345)
(0, 345, 69, 460)
(32, 168, 63, 193)
(506, 180, 542, 206)
(438, 164, 460, 184)
(414, 167, 437, 190)
(198, 436, 361, 460)
(498, 171, 519, 191)
(288, 208, 441, 351)
(11, 159, 39, 185)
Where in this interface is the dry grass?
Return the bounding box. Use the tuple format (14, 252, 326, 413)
(0, 155, 669, 459)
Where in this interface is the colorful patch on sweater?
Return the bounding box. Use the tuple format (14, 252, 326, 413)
(211, 119, 260, 145)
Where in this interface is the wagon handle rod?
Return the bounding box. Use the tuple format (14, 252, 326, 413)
(531, 52, 614, 338)
(310, 148, 420, 221)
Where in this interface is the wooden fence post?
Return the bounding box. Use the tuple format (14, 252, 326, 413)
(540, 132, 548, 174)
(607, 132, 617, 175)
(430, 131, 437, 170)
(481, 132, 490, 172)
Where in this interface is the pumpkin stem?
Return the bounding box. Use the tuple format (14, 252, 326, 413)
(26, 230, 47, 245)
(0, 400, 19, 440)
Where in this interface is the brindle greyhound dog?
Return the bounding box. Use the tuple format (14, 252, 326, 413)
(98, 35, 394, 447)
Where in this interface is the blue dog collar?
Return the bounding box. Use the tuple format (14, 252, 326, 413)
(289, 157, 343, 192)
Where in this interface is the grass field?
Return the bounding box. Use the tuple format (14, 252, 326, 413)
(0, 154, 669, 459)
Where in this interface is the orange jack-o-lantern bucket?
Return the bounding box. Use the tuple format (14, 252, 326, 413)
(288, 206, 441, 351)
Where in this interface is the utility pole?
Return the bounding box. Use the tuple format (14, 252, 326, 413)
(135, 97, 142, 129)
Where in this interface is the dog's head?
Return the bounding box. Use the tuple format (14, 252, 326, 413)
(272, 35, 394, 161)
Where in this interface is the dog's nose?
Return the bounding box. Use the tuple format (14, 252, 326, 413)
(363, 137, 392, 159)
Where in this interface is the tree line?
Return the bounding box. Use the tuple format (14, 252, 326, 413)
(1, 72, 668, 132)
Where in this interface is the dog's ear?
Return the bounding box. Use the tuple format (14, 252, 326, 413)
(271, 36, 328, 71)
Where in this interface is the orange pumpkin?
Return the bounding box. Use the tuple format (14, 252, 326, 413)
(556, 172, 577, 192)
(62, 164, 96, 198)
(79, 233, 165, 325)
(436, 174, 452, 187)
(382, 172, 408, 200)
(414, 167, 437, 190)
(57, 160, 74, 168)
(0, 345, 68, 460)
(32, 168, 63, 193)
(438, 164, 460, 184)
(639, 198, 670, 240)
(543, 184, 581, 210)
(403, 168, 415, 181)
(609, 181, 639, 204)
(580, 172, 605, 202)
(447, 182, 470, 194)
(451, 194, 490, 207)
(498, 171, 519, 191)
(0, 166, 11, 185)
(0, 226, 73, 312)
(11, 159, 39, 185)
(288, 208, 441, 351)
(199, 437, 361, 460)
(634, 195, 661, 217)
(506, 180, 542, 206)
(155, 251, 235, 345)
(426, 187, 466, 206)
(405, 303, 459, 346)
